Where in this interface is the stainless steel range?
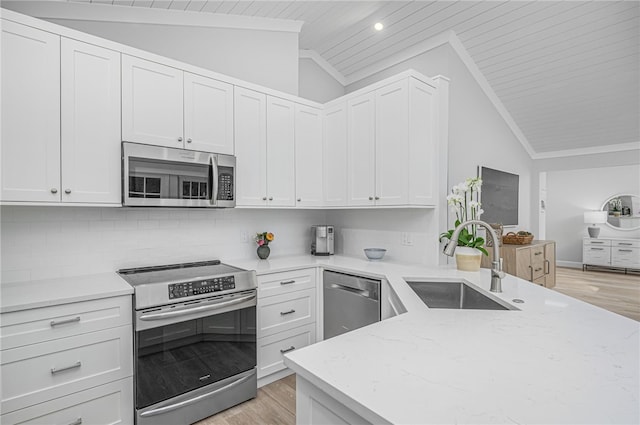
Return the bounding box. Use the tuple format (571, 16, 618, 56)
(117, 260, 257, 425)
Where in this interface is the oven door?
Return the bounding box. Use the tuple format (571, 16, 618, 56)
(134, 291, 257, 417)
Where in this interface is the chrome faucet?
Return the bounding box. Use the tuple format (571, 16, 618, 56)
(443, 220, 505, 292)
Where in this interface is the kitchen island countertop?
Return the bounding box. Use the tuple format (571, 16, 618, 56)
(234, 254, 639, 424)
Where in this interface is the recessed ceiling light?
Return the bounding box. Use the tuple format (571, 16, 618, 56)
(374, 22, 384, 31)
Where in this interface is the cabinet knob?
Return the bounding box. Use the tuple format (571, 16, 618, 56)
(178, 137, 183, 142)
(368, 196, 373, 201)
(187, 138, 192, 143)
(297, 198, 302, 202)
(262, 197, 267, 201)
(269, 197, 273, 201)
(51, 188, 58, 194)
(64, 189, 71, 194)
(375, 196, 380, 200)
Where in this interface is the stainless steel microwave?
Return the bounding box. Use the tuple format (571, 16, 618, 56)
(122, 142, 235, 208)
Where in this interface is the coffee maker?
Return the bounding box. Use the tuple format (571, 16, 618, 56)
(311, 225, 334, 256)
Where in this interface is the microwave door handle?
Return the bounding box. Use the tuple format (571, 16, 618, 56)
(209, 155, 218, 206)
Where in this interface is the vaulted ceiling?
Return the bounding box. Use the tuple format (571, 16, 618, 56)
(27, 1, 640, 158)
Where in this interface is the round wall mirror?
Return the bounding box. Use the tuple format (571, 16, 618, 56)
(601, 194, 640, 231)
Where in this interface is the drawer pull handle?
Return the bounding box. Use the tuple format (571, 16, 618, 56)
(619, 243, 633, 246)
(544, 259, 550, 275)
(618, 249, 633, 252)
(280, 309, 296, 316)
(535, 267, 542, 272)
(51, 361, 81, 375)
(529, 265, 533, 281)
(591, 241, 604, 244)
(280, 346, 296, 354)
(534, 252, 542, 256)
(68, 418, 83, 425)
(280, 280, 295, 285)
(199, 374, 211, 381)
(50, 316, 81, 327)
(591, 248, 604, 251)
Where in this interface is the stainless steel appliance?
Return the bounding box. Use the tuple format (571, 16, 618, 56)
(122, 142, 236, 208)
(323, 270, 380, 339)
(117, 260, 257, 425)
(311, 225, 334, 256)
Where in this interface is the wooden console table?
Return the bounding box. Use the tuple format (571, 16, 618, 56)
(481, 240, 556, 288)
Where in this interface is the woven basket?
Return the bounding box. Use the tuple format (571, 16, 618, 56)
(502, 231, 534, 245)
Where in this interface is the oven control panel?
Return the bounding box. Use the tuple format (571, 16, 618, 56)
(169, 276, 236, 299)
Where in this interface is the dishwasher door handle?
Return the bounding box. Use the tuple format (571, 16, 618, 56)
(329, 283, 371, 298)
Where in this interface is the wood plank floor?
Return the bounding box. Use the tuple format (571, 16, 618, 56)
(197, 267, 639, 425)
(553, 266, 640, 321)
(196, 374, 296, 425)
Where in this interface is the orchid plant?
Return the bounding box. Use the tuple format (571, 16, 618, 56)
(439, 177, 488, 256)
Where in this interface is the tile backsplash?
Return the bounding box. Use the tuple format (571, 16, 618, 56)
(0, 206, 326, 283)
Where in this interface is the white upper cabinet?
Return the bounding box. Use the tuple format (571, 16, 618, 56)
(347, 92, 376, 206)
(375, 79, 409, 206)
(122, 55, 183, 148)
(61, 38, 121, 204)
(266, 96, 296, 207)
(295, 105, 324, 207)
(408, 78, 436, 205)
(323, 103, 348, 206)
(234, 87, 267, 206)
(122, 55, 233, 154)
(1, 20, 61, 203)
(183, 72, 234, 154)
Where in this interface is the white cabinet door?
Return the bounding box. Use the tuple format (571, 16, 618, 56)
(121, 55, 183, 148)
(184, 72, 234, 154)
(234, 87, 267, 206)
(295, 104, 323, 207)
(408, 78, 436, 205)
(61, 38, 121, 204)
(375, 80, 409, 206)
(323, 103, 348, 207)
(347, 93, 376, 206)
(266, 96, 296, 207)
(1, 21, 60, 202)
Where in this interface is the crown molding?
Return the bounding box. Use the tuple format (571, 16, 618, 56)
(532, 142, 640, 160)
(0, 1, 303, 33)
(299, 49, 347, 86)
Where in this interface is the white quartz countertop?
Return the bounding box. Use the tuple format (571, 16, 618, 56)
(243, 255, 640, 425)
(0, 272, 133, 313)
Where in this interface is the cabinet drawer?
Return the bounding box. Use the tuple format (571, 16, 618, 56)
(257, 324, 316, 379)
(612, 240, 640, 248)
(583, 246, 611, 266)
(257, 268, 316, 299)
(1, 296, 132, 350)
(1, 377, 133, 425)
(258, 289, 315, 338)
(611, 247, 640, 269)
(583, 239, 612, 247)
(1, 325, 133, 414)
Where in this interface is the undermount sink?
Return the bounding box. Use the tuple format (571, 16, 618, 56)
(406, 280, 517, 311)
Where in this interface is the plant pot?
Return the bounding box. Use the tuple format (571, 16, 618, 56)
(455, 247, 482, 272)
(257, 245, 270, 260)
(613, 211, 621, 217)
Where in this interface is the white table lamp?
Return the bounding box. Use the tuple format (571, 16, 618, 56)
(584, 210, 607, 238)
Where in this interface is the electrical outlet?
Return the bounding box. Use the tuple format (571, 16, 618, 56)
(240, 231, 248, 243)
(401, 232, 414, 246)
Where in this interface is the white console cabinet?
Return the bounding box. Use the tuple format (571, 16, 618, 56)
(583, 238, 640, 272)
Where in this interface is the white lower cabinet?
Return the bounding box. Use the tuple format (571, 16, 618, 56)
(256, 269, 317, 385)
(583, 238, 639, 270)
(1, 377, 133, 425)
(0, 295, 133, 425)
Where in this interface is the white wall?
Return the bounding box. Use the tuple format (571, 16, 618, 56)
(544, 165, 640, 266)
(0, 206, 326, 283)
(2, 3, 299, 95)
(299, 58, 345, 103)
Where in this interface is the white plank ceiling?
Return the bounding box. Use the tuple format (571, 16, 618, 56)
(64, 0, 639, 157)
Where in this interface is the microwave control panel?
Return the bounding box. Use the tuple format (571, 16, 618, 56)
(217, 166, 234, 201)
(169, 276, 236, 299)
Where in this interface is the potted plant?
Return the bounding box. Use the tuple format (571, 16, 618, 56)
(255, 231, 275, 259)
(439, 177, 488, 271)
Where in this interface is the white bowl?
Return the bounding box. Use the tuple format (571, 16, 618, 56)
(364, 248, 387, 260)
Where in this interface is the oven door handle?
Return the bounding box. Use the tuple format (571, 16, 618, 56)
(139, 293, 256, 321)
(139, 372, 254, 417)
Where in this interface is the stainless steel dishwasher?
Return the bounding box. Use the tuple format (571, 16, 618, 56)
(323, 270, 381, 339)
